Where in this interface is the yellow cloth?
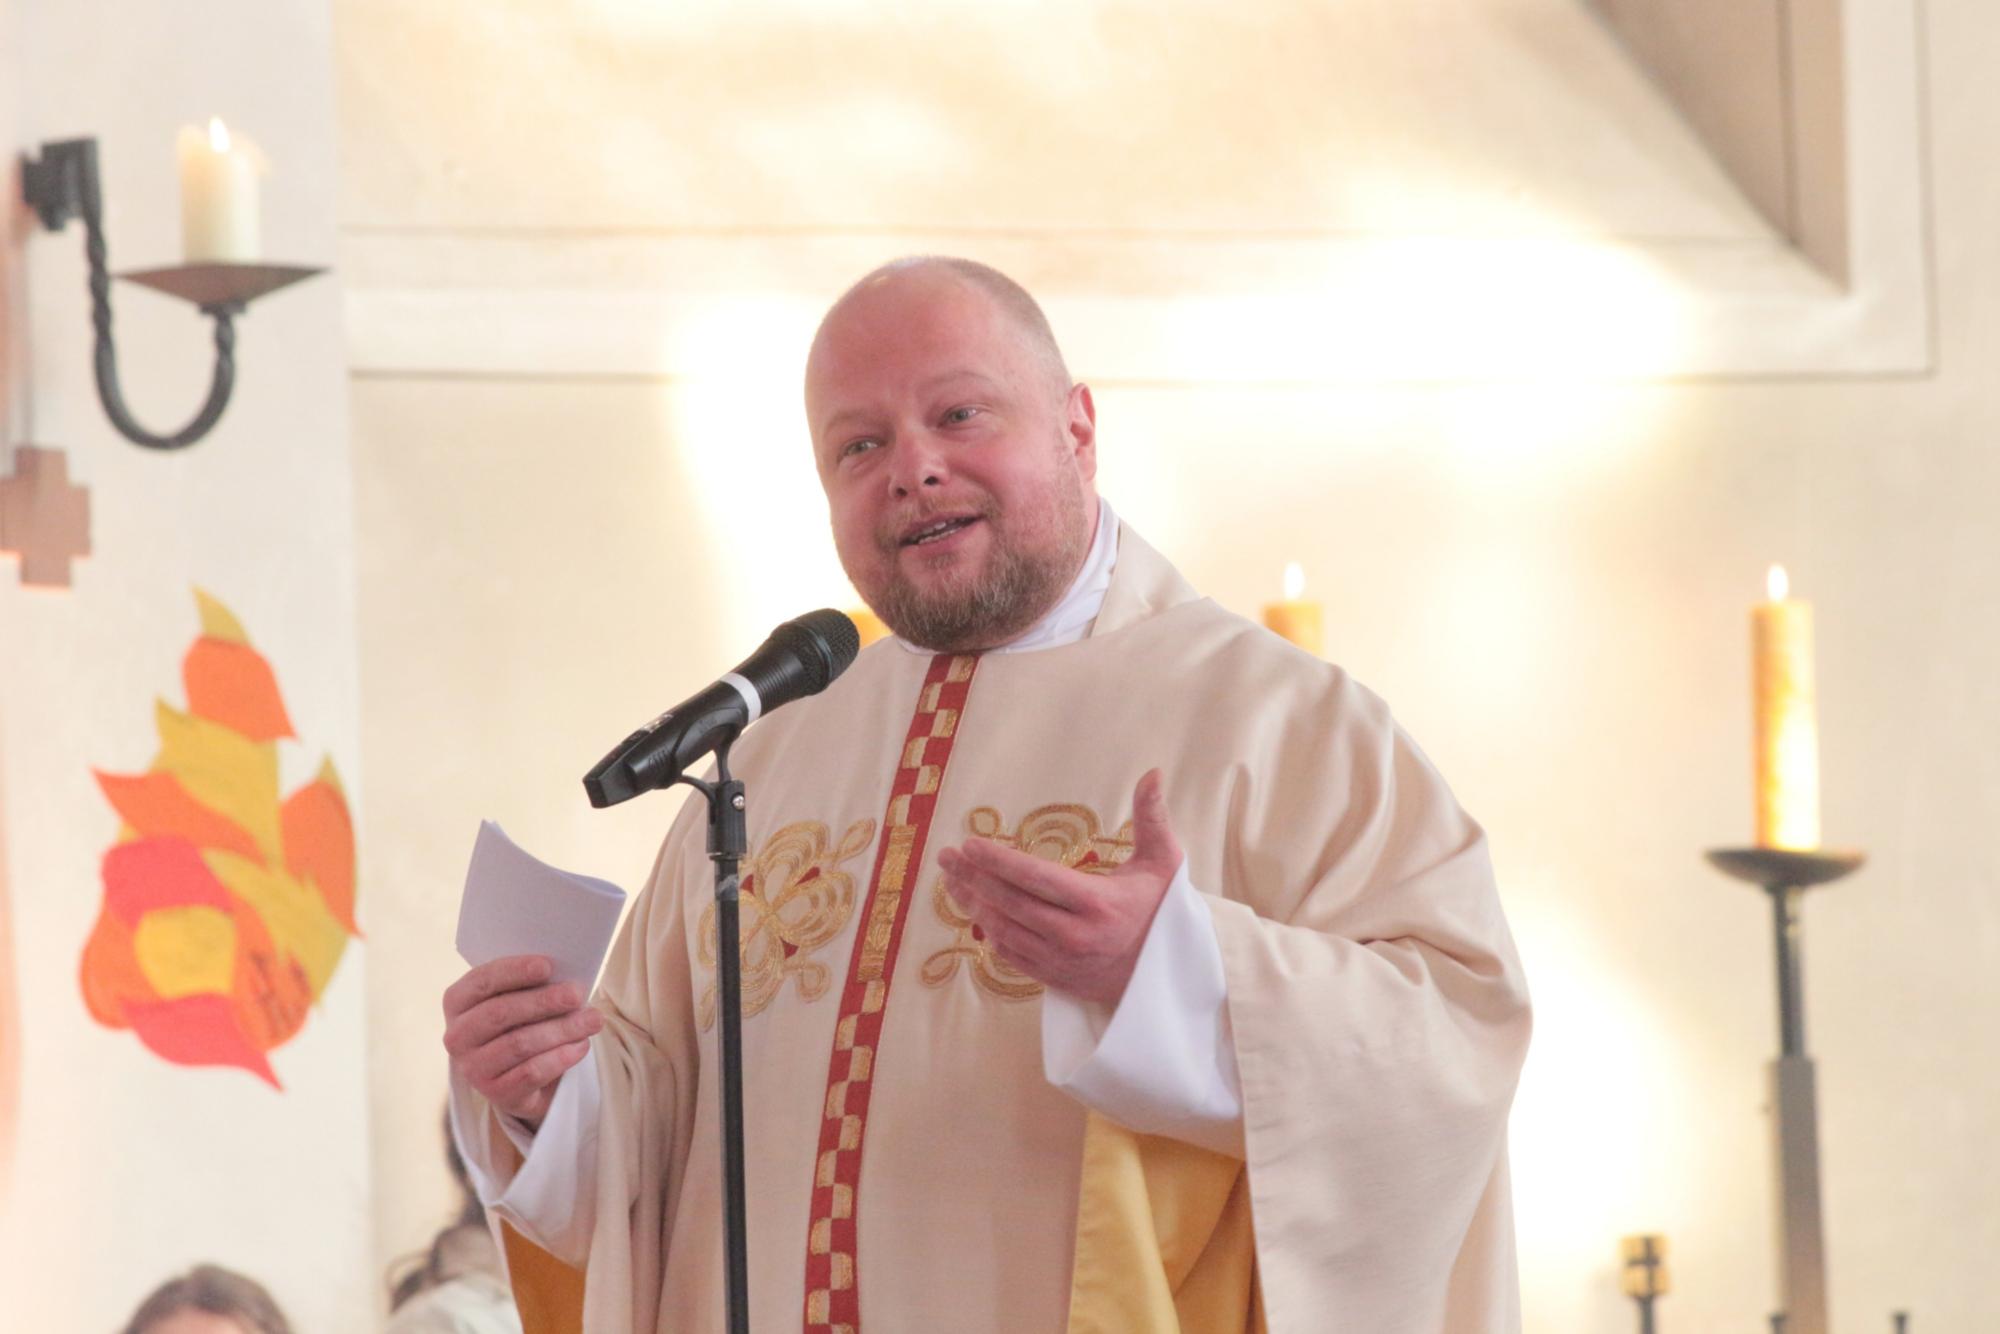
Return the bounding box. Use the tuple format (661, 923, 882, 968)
(1067, 1113, 1263, 1333)
(499, 1223, 584, 1334)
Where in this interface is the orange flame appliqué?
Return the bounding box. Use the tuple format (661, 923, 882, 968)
(78, 590, 358, 1088)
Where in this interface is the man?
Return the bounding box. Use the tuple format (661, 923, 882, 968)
(445, 257, 1531, 1333)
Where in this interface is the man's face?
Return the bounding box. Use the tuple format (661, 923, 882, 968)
(806, 271, 1098, 653)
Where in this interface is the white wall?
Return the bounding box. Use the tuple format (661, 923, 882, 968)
(0, 0, 371, 1327)
(338, 0, 1997, 1328)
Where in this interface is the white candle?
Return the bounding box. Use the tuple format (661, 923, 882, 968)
(177, 118, 260, 263)
(1752, 564, 1820, 849)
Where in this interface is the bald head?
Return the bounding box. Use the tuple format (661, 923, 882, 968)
(807, 257, 1072, 411)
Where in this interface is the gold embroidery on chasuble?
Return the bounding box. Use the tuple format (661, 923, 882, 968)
(801, 654, 978, 1333)
(694, 817, 876, 1031)
(921, 803, 1136, 1000)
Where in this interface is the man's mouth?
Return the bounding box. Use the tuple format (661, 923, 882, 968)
(899, 515, 981, 548)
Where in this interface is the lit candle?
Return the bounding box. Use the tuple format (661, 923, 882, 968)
(847, 606, 890, 649)
(1752, 564, 1820, 849)
(177, 118, 260, 263)
(1261, 562, 1323, 655)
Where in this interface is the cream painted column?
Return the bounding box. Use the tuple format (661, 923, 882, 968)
(0, 0, 370, 1329)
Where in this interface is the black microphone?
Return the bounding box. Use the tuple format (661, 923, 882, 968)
(583, 609, 862, 808)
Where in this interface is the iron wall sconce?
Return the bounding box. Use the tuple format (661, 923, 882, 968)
(18, 136, 324, 450)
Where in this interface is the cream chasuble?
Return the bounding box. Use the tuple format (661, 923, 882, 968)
(463, 524, 1531, 1333)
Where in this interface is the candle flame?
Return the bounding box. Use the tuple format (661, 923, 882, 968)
(1283, 562, 1305, 601)
(1766, 564, 1789, 602)
(208, 117, 231, 153)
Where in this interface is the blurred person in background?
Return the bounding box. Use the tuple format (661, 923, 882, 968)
(386, 1106, 523, 1334)
(119, 1263, 291, 1334)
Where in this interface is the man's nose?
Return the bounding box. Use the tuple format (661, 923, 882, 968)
(888, 434, 948, 497)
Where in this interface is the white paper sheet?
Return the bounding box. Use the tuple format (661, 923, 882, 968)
(455, 820, 627, 989)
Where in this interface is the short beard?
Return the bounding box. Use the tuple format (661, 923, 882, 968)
(868, 480, 1091, 654)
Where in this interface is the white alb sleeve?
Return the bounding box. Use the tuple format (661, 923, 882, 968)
(448, 1046, 604, 1267)
(1041, 857, 1245, 1158)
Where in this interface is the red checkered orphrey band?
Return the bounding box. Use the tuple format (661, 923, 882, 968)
(800, 654, 979, 1332)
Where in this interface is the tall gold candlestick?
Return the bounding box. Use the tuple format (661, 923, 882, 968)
(1752, 565, 1820, 850)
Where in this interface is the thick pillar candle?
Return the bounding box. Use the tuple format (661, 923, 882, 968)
(1262, 563, 1323, 655)
(177, 118, 260, 263)
(1752, 565, 1820, 849)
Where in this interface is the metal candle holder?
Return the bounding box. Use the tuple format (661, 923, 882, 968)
(1705, 844, 1865, 1334)
(18, 136, 323, 450)
(1620, 1234, 1669, 1334)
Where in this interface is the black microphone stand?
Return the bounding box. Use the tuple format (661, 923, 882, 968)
(670, 738, 751, 1334)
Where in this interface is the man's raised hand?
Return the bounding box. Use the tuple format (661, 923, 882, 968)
(443, 955, 604, 1129)
(934, 768, 1183, 1007)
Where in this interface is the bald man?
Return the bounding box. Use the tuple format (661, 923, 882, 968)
(445, 258, 1530, 1333)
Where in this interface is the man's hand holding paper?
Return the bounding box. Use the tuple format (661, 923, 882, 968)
(447, 821, 627, 1129)
(443, 955, 602, 1128)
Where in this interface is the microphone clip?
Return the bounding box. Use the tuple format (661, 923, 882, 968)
(703, 767, 748, 863)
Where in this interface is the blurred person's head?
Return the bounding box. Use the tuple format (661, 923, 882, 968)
(120, 1264, 291, 1334)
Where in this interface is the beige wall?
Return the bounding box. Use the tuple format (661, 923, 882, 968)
(0, 0, 371, 1327)
(342, 0, 1997, 1328)
(0, 0, 24, 1209)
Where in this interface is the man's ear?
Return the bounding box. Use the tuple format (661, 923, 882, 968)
(1065, 382, 1098, 482)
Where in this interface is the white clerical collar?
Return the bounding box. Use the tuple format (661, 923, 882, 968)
(893, 495, 1119, 656)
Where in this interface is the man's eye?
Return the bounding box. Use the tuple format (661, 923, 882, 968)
(841, 438, 879, 459)
(942, 406, 980, 426)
